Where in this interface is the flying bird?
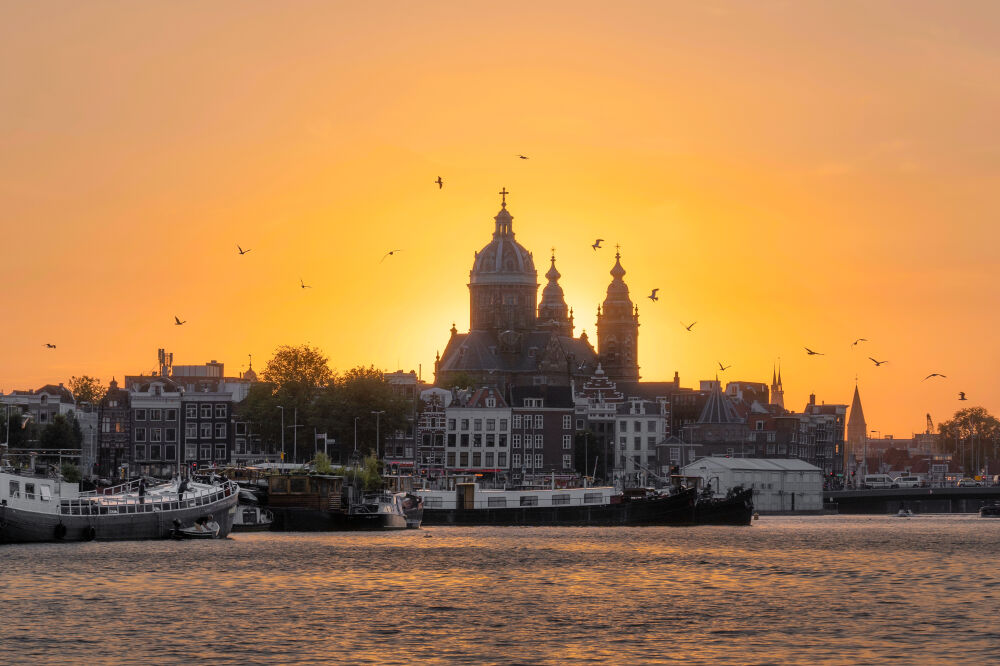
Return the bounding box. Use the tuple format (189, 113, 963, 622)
(718, 362, 731, 372)
(923, 373, 946, 381)
(44, 343, 56, 349)
(174, 316, 186, 326)
(648, 288, 659, 302)
(869, 357, 888, 367)
(517, 154, 529, 160)
(852, 338, 868, 346)
(380, 249, 402, 263)
(804, 347, 824, 355)
(435, 176, 443, 189)
(237, 245, 251, 255)
(592, 238, 604, 250)
(682, 321, 697, 331)
(299, 278, 311, 289)
(959, 392, 968, 401)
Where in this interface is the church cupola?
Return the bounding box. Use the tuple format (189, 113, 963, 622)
(596, 248, 639, 382)
(537, 251, 572, 336)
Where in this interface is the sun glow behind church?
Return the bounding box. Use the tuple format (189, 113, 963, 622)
(2, 1, 999, 435)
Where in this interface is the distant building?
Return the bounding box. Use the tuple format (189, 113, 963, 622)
(96, 378, 131, 478)
(510, 385, 575, 478)
(1, 383, 77, 426)
(444, 387, 511, 474)
(846, 384, 867, 464)
(682, 457, 823, 513)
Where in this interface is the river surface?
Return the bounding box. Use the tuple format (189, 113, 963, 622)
(1, 515, 998, 665)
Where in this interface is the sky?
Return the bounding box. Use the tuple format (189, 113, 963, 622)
(2, 1, 999, 436)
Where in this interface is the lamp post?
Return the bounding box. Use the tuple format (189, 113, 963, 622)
(276, 406, 285, 463)
(354, 416, 360, 455)
(287, 408, 304, 464)
(371, 410, 385, 460)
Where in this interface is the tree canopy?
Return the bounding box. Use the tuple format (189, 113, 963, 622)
(39, 414, 82, 450)
(262, 344, 335, 390)
(69, 375, 105, 406)
(937, 406, 1000, 474)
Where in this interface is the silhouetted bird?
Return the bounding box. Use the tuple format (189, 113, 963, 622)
(718, 362, 731, 371)
(853, 338, 868, 346)
(299, 278, 311, 289)
(648, 288, 659, 302)
(380, 250, 402, 263)
(869, 357, 887, 367)
(517, 155, 529, 160)
(682, 321, 697, 331)
(805, 347, 824, 355)
(44, 343, 56, 349)
(435, 176, 443, 189)
(923, 373, 946, 381)
(959, 392, 968, 401)
(592, 239, 604, 250)
(174, 316, 186, 326)
(237, 245, 251, 255)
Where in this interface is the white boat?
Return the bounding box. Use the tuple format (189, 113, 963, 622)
(232, 504, 274, 532)
(0, 469, 239, 543)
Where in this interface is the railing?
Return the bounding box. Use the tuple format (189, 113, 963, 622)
(79, 479, 142, 497)
(60, 481, 237, 516)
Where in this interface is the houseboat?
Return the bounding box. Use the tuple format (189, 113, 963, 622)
(0, 469, 239, 543)
(266, 474, 418, 531)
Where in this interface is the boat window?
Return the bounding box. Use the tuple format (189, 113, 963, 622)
(488, 497, 507, 508)
(25, 483, 36, 500)
(40, 485, 52, 501)
(584, 493, 602, 504)
(552, 494, 570, 506)
(424, 497, 442, 508)
(271, 478, 289, 494)
(9, 481, 19, 497)
(519, 496, 538, 507)
(290, 478, 307, 494)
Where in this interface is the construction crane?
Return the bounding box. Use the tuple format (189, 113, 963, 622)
(926, 413, 934, 435)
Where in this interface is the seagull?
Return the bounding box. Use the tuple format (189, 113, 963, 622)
(804, 347, 824, 355)
(959, 392, 968, 401)
(592, 238, 604, 250)
(44, 343, 56, 349)
(174, 316, 186, 326)
(517, 154, 529, 160)
(682, 321, 697, 331)
(380, 249, 402, 263)
(853, 338, 868, 346)
(923, 373, 947, 381)
(869, 357, 888, 367)
(648, 288, 659, 302)
(435, 176, 443, 189)
(237, 244, 251, 255)
(718, 362, 731, 372)
(299, 278, 311, 289)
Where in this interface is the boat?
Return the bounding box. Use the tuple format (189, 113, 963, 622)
(693, 486, 755, 525)
(401, 493, 424, 529)
(894, 506, 915, 518)
(266, 474, 415, 531)
(0, 469, 239, 543)
(232, 504, 274, 532)
(980, 502, 1000, 518)
(171, 515, 221, 539)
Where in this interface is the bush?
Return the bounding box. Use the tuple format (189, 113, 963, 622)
(61, 463, 82, 483)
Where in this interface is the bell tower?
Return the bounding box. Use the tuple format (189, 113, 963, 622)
(596, 248, 639, 382)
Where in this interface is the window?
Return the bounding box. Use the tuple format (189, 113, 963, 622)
(619, 420, 627, 432)
(447, 419, 456, 431)
(498, 452, 507, 467)
(8, 481, 19, 497)
(512, 434, 521, 448)
(460, 419, 470, 431)
(486, 419, 496, 431)
(459, 452, 468, 467)
(486, 398, 496, 408)
(513, 453, 521, 466)
(485, 452, 495, 467)
(670, 447, 681, 463)
(534, 415, 543, 429)
(535, 454, 543, 467)
(633, 437, 641, 450)
(488, 497, 506, 508)
(447, 452, 456, 467)
(215, 404, 226, 418)
(473, 434, 482, 447)
(584, 492, 602, 504)
(562, 415, 572, 429)
(134, 428, 146, 442)
(619, 437, 626, 450)
(186, 404, 197, 418)
(150, 445, 161, 460)
(135, 445, 145, 460)
(39, 485, 52, 501)
(648, 437, 656, 447)
(102, 417, 110, 433)
(562, 455, 572, 469)
(150, 409, 162, 421)
(165, 445, 175, 461)
(25, 483, 36, 500)
(135, 409, 147, 421)
(235, 422, 246, 435)
(460, 434, 469, 447)
(166, 409, 177, 421)
(150, 428, 162, 442)
(513, 415, 522, 429)
(185, 444, 197, 460)
(562, 435, 573, 449)
(200, 404, 212, 418)
(473, 419, 483, 431)
(534, 434, 544, 449)
(486, 434, 495, 447)
(472, 452, 481, 467)
(767, 432, 776, 442)
(163, 428, 175, 443)
(200, 423, 211, 438)
(553, 493, 570, 505)
(200, 445, 211, 459)
(447, 434, 456, 447)
(215, 423, 226, 439)
(766, 443, 775, 455)
(756, 420, 764, 431)
(499, 434, 507, 447)
(519, 496, 538, 506)
(576, 419, 584, 430)
(499, 418, 508, 431)
(215, 444, 227, 460)
(185, 424, 197, 439)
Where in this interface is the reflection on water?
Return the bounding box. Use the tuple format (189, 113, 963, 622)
(1, 516, 997, 665)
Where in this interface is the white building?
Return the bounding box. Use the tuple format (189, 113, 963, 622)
(615, 397, 668, 481)
(444, 387, 511, 473)
(682, 457, 823, 513)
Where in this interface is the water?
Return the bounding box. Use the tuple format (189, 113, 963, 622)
(1, 516, 998, 665)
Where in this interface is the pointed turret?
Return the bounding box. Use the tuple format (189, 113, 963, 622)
(846, 384, 867, 460)
(770, 362, 785, 410)
(596, 248, 639, 382)
(537, 251, 572, 335)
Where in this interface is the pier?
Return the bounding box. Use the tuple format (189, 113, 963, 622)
(824, 487, 1000, 514)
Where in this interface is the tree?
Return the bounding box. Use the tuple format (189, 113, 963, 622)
(39, 414, 79, 450)
(69, 375, 105, 406)
(61, 462, 82, 483)
(3, 411, 33, 448)
(938, 406, 1000, 475)
(262, 344, 335, 391)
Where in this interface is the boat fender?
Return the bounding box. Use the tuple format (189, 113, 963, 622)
(54, 523, 67, 540)
(84, 526, 96, 541)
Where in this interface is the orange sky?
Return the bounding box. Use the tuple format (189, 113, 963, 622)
(2, 1, 999, 436)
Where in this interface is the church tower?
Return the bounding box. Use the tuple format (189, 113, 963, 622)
(771, 364, 784, 410)
(596, 249, 639, 382)
(536, 251, 573, 336)
(468, 189, 538, 334)
(847, 384, 867, 460)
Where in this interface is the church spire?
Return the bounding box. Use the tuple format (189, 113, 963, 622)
(537, 249, 572, 335)
(596, 247, 639, 382)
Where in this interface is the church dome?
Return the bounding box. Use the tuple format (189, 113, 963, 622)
(470, 199, 536, 286)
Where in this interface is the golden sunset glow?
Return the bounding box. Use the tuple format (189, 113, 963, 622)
(3, 2, 999, 436)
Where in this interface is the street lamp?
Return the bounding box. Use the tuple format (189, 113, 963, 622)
(371, 410, 385, 460)
(354, 416, 360, 454)
(276, 406, 285, 464)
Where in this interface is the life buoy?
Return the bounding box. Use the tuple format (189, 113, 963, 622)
(84, 526, 96, 541)
(54, 523, 67, 540)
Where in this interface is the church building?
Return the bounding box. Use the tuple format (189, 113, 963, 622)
(434, 191, 640, 390)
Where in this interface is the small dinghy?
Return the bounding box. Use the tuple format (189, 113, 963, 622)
(171, 515, 221, 539)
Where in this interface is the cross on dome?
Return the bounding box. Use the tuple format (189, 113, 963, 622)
(499, 187, 509, 207)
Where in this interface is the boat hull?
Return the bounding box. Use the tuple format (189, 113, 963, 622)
(0, 493, 239, 544)
(269, 508, 408, 531)
(693, 488, 755, 526)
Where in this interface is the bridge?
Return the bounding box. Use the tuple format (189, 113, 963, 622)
(824, 487, 1000, 514)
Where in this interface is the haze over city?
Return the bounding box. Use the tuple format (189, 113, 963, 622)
(3, 1, 999, 436)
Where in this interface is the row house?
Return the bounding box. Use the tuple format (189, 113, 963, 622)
(415, 388, 450, 475)
(615, 397, 668, 479)
(510, 386, 575, 478)
(1, 383, 77, 427)
(444, 387, 511, 474)
(96, 379, 131, 478)
(384, 370, 427, 467)
(129, 378, 183, 477)
(181, 391, 234, 471)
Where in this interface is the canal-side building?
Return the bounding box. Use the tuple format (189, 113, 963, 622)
(444, 387, 512, 474)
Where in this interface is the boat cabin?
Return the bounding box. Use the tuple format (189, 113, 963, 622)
(267, 474, 345, 512)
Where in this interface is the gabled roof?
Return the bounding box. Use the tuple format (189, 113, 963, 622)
(36, 384, 75, 403)
(683, 457, 822, 472)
